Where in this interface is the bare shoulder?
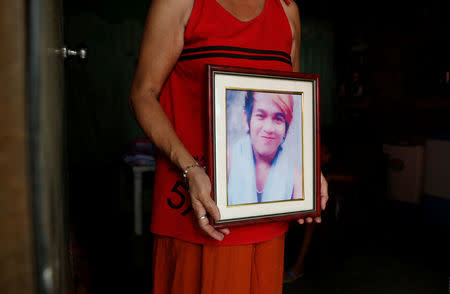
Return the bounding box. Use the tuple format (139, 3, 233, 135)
(149, 0, 195, 27)
(280, 0, 300, 15)
(279, 0, 300, 71)
(280, 0, 300, 34)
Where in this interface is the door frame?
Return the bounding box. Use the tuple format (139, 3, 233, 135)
(27, 0, 71, 293)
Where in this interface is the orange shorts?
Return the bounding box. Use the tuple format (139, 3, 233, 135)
(152, 233, 285, 294)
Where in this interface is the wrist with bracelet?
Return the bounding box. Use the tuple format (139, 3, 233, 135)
(182, 163, 206, 184)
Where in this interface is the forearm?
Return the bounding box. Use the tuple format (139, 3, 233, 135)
(131, 91, 197, 171)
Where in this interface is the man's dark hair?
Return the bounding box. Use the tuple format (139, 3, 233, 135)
(244, 91, 254, 127)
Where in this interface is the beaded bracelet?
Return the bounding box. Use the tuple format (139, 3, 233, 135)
(182, 163, 206, 182)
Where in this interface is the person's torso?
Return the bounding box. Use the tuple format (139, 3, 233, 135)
(152, 0, 294, 245)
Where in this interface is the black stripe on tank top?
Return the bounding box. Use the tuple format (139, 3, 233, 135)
(181, 46, 291, 60)
(179, 52, 292, 65)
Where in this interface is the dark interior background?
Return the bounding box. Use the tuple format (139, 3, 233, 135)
(62, 0, 450, 293)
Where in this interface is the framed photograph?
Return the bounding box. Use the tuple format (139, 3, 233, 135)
(207, 65, 321, 228)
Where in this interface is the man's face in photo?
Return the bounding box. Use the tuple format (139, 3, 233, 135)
(248, 93, 287, 159)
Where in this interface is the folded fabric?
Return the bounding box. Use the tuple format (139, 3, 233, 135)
(123, 152, 155, 166)
(126, 138, 154, 155)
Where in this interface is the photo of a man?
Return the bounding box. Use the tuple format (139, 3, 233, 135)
(227, 89, 303, 206)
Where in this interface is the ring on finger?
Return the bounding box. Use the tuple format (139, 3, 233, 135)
(199, 215, 208, 221)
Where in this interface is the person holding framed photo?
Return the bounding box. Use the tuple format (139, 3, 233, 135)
(128, 0, 329, 292)
(227, 90, 303, 205)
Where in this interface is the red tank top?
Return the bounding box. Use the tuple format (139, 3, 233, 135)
(151, 0, 294, 245)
